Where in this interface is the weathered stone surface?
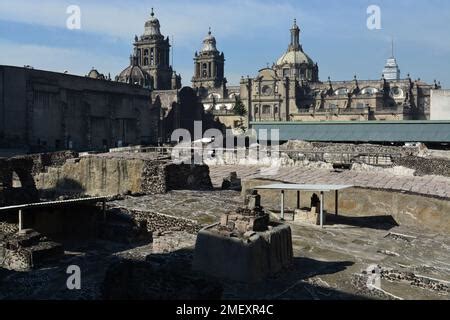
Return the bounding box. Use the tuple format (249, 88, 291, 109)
(394, 156, 450, 177)
(209, 164, 450, 199)
(242, 178, 450, 234)
(193, 222, 293, 283)
(98, 208, 152, 244)
(34, 153, 213, 198)
(0, 156, 39, 206)
(282, 141, 424, 157)
(1, 189, 449, 300)
(0, 231, 64, 271)
(110, 206, 201, 235)
(294, 208, 325, 225)
(221, 171, 242, 191)
(101, 253, 223, 300)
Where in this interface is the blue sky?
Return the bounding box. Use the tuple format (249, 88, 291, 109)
(0, 0, 449, 86)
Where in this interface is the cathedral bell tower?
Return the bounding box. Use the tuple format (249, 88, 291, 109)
(133, 8, 180, 90)
(192, 28, 226, 90)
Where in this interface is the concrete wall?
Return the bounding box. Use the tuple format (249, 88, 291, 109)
(242, 179, 450, 234)
(431, 89, 450, 120)
(0, 65, 160, 151)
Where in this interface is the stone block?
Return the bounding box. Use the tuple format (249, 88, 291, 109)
(247, 194, 261, 210)
(235, 220, 249, 234)
(193, 223, 293, 283)
(294, 207, 326, 225)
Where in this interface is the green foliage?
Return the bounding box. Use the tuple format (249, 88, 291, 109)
(233, 96, 247, 116)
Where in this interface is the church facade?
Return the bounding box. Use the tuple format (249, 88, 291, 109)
(198, 19, 440, 129)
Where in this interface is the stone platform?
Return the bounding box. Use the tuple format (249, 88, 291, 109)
(193, 192, 293, 283)
(193, 222, 293, 283)
(0, 230, 64, 271)
(209, 165, 450, 199)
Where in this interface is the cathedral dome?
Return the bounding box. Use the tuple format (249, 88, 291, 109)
(201, 29, 218, 52)
(117, 56, 152, 88)
(276, 50, 314, 66)
(86, 68, 105, 80)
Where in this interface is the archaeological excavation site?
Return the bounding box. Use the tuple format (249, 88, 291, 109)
(2, 1, 450, 309)
(0, 141, 449, 301)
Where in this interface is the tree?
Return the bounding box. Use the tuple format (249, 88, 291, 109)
(233, 96, 247, 117)
(232, 96, 247, 133)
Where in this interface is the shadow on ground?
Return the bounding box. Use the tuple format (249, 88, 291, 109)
(326, 214, 399, 231)
(222, 256, 363, 300)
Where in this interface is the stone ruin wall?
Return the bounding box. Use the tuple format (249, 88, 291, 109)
(112, 207, 201, 235)
(393, 156, 450, 177)
(33, 154, 213, 198)
(34, 156, 148, 197)
(0, 151, 80, 206)
(0, 157, 38, 206)
(1, 151, 214, 206)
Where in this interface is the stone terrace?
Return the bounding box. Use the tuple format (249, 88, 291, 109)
(209, 165, 450, 199)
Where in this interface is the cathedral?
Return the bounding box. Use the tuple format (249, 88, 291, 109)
(1, 9, 443, 153)
(77, 12, 445, 132)
(116, 9, 181, 91)
(106, 11, 441, 130)
(197, 19, 441, 129)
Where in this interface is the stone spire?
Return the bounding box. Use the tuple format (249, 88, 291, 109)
(289, 18, 301, 51)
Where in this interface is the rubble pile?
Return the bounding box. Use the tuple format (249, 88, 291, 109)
(282, 141, 425, 156)
(217, 191, 269, 237)
(381, 269, 449, 295)
(394, 156, 450, 177)
(0, 230, 63, 271)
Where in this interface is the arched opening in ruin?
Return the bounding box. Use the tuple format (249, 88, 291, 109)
(12, 171, 22, 188)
